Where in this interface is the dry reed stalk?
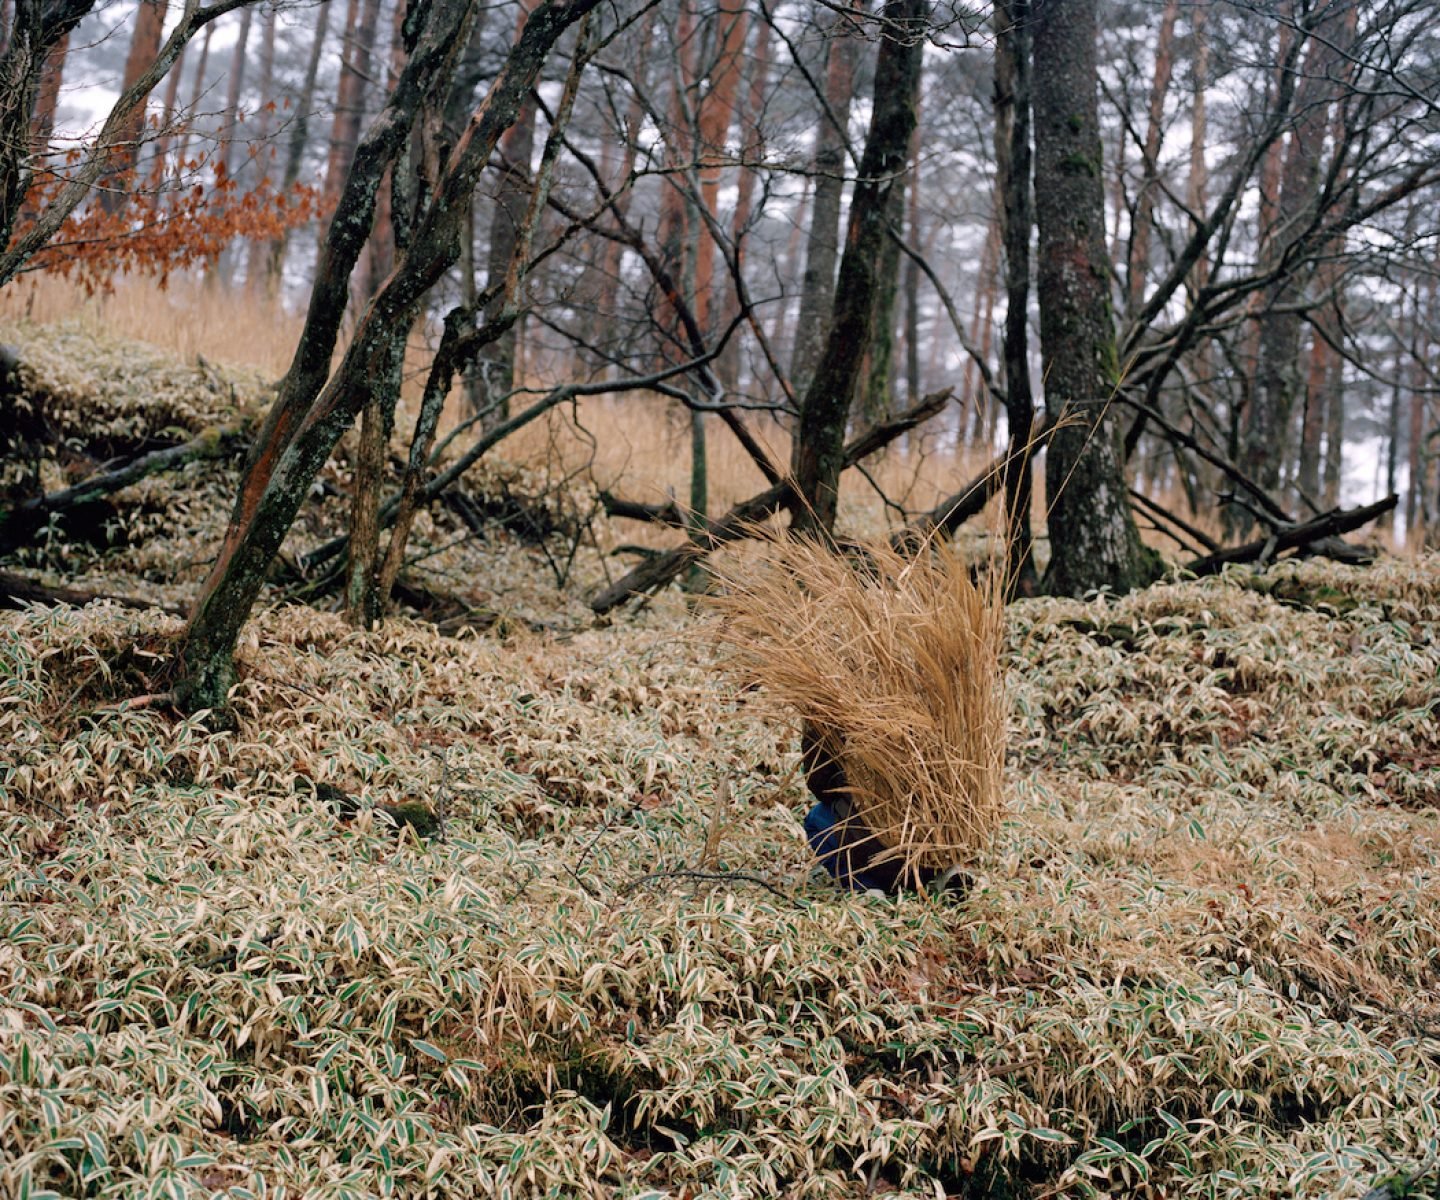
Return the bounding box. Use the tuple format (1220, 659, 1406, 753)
(710, 533, 1008, 878)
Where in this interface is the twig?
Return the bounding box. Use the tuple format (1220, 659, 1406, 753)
(619, 868, 803, 908)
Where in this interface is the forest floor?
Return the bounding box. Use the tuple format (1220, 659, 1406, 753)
(1, 310, 1439, 1199)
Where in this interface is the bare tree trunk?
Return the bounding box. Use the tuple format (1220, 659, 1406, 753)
(994, 0, 1038, 595)
(1241, 13, 1346, 520)
(692, 0, 748, 333)
(150, 40, 186, 188)
(1320, 334, 1344, 507)
(960, 205, 999, 435)
(790, 0, 924, 539)
(717, 14, 771, 391)
(170, 23, 213, 195)
(788, 0, 862, 396)
(324, 0, 382, 209)
(1186, 0, 1208, 292)
(243, 7, 277, 293)
(264, 1, 331, 294)
(861, 81, 917, 427)
(206, 8, 253, 289)
(217, 9, 253, 185)
(902, 116, 922, 404)
(477, 52, 536, 425)
(1032, 0, 1155, 596)
(1125, 0, 1178, 313)
(345, 1, 412, 629)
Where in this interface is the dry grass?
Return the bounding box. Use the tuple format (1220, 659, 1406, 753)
(709, 534, 1007, 876)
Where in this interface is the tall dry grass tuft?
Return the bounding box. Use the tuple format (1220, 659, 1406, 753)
(710, 534, 1008, 880)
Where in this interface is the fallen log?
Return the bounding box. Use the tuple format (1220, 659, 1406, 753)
(1183, 495, 1396, 576)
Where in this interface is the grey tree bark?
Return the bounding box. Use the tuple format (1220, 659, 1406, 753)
(1032, 0, 1157, 595)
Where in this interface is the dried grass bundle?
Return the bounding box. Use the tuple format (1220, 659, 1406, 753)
(710, 534, 1008, 879)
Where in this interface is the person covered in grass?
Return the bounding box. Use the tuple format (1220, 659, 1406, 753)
(800, 724, 948, 894)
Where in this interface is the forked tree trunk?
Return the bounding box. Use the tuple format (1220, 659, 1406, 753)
(173, 0, 599, 713)
(790, 0, 924, 539)
(1032, 0, 1156, 596)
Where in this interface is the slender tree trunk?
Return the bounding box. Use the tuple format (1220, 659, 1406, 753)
(717, 15, 770, 391)
(790, 0, 924, 539)
(994, 0, 1038, 594)
(1320, 335, 1343, 506)
(960, 206, 999, 437)
(1032, 0, 1155, 596)
(861, 77, 919, 427)
(1186, 0, 1208, 292)
(902, 117, 922, 404)
(265, 1, 331, 293)
(171, 23, 213, 194)
(243, 8, 277, 293)
(692, 0, 748, 333)
(345, 1, 412, 629)
(150, 41, 185, 189)
(207, 8, 253, 288)
(217, 9, 253, 185)
(1125, 0, 1178, 313)
(1241, 15, 1345, 519)
(477, 62, 536, 425)
(324, 0, 383, 208)
(789, 0, 862, 396)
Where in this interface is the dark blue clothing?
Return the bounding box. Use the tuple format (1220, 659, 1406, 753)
(804, 800, 933, 893)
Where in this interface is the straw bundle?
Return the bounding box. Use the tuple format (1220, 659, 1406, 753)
(710, 535, 1007, 880)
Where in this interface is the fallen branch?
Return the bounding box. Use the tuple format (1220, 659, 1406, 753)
(891, 415, 1057, 551)
(598, 490, 687, 529)
(591, 391, 953, 613)
(1183, 495, 1396, 576)
(0, 569, 186, 615)
(0, 419, 252, 553)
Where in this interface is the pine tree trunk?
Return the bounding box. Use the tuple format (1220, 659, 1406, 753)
(1032, 0, 1155, 596)
(100, 0, 167, 212)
